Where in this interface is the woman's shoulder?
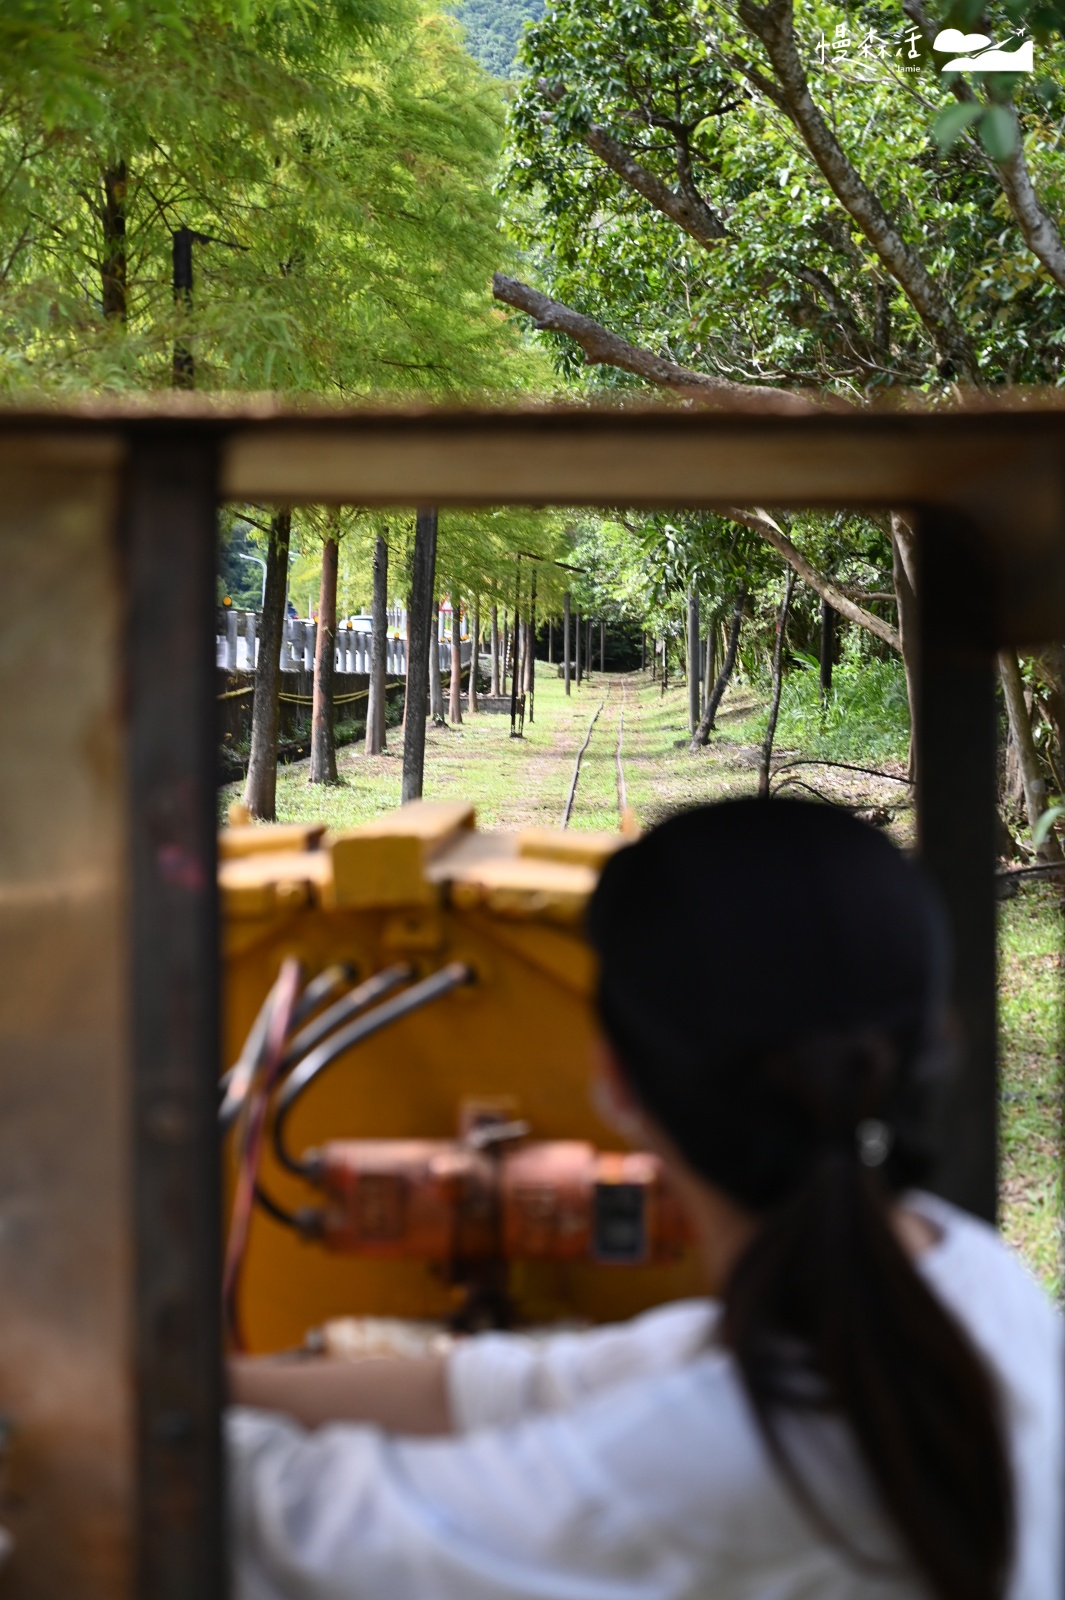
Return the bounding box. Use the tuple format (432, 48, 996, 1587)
(906, 1190, 1062, 1396)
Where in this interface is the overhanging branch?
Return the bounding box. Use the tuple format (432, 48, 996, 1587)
(492, 273, 817, 412)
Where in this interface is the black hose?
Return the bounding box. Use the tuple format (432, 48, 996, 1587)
(220, 967, 410, 1137)
(272, 961, 474, 1176)
(291, 963, 356, 1026)
(253, 1183, 304, 1230)
(280, 964, 412, 1073)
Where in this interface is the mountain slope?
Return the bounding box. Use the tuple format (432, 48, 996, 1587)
(453, 0, 544, 77)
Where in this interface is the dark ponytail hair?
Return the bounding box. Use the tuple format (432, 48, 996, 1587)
(588, 800, 1013, 1600)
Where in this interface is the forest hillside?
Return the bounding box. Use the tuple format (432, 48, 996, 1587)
(454, 0, 543, 75)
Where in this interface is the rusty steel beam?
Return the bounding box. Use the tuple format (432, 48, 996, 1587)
(125, 433, 224, 1600)
(916, 509, 999, 1222)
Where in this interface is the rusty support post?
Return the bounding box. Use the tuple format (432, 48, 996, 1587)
(126, 431, 224, 1600)
(916, 509, 998, 1223)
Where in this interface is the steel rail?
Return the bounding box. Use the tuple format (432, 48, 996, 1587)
(562, 700, 605, 826)
(615, 682, 628, 816)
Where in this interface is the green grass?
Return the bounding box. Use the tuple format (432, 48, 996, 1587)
(221, 668, 1061, 1296)
(999, 878, 1064, 1297)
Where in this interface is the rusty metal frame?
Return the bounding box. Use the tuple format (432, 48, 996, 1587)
(2, 399, 1062, 1597)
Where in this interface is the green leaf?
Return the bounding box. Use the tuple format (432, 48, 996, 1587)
(933, 100, 981, 152)
(978, 103, 1018, 161)
(1033, 804, 1065, 847)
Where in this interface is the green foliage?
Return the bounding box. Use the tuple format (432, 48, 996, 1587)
(453, 0, 544, 77)
(742, 647, 912, 766)
(0, 0, 529, 398)
(504, 0, 1065, 396)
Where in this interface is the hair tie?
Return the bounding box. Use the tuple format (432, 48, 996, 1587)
(856, 1118, 893, 1167)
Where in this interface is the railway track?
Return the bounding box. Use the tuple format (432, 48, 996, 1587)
(561, 677, 631, 829)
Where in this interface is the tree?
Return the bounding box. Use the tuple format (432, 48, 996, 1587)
(310, 516, 342, 785)
(243, 510, 291, 820)
(495, 0, 1065, 832)
(0, 0, 537, 398)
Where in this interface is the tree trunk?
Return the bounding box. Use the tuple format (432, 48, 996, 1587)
(309, 529, 338, 784)
(759, 569, 796, 798)
(576, 610, 582, 685)
(101, 161, 128, 321)
(691, 587, 746, 750)
(365, 532, 388, 755)
(242, 509, 291, 819)
(819, 599, 834, 698)
(890, 512, 920, 779)
(703, 627, 715, 706)
(524, 617, 534, 693)
(563, 592, 572, 695)
(1035, 644, 1065, 796)
(1000, 649, 1062, 860)
(401, 508, 436, 802)
(548, 618, 554, 665)
(490, 605, 500, 697)
(429, 604, 445, 724)
(468, 602, 479, 715)
(449, 597, 463, 724)
(687, 586, 701, 735)
(642, 632, 647, 672)
(600, 617, 606, 673)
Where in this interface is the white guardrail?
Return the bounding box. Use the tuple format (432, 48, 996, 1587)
(216, 612, 471, 676)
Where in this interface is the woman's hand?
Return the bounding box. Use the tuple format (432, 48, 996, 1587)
(227, 1352, 454, 1436)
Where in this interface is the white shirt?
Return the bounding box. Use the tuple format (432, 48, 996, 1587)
(228, 1192, 1062, 1600)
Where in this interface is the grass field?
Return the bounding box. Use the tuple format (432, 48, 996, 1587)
(222, 665, 1063, 1295)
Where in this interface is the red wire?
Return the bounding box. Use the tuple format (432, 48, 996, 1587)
(223, 956, 302, 1350)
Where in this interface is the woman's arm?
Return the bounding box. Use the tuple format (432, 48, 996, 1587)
(228, 1353, 453, 1436)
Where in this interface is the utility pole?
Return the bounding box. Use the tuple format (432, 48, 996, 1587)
(687, 587, 701, 736)
(509, 558, 522, 737)
(172, 224, 246, 388)
(563, 592, 571, 696)
(527, 571, 537, 724)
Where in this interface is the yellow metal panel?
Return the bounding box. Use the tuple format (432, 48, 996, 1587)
(221, 817, 704, 1353)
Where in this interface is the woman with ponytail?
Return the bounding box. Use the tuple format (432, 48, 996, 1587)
(229, 801, 1061, 1600)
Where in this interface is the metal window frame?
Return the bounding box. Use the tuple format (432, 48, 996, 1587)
(3, 399, 1063, 1598)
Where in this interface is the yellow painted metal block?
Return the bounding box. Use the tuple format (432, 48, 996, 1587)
(219, 822, 327, 859)
(219, 850, 329, 918)
(327, 800, 475, 910)
(517, 827, 630, 869)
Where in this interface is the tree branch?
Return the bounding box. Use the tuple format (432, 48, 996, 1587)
(492, 276, 899, 649)
(539, 79, 729, 248)
(492, 273, 818, 412)
(734, 0, 980, 382)
(724, 505, 901, 650)
(902, 0, 1065, 295)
